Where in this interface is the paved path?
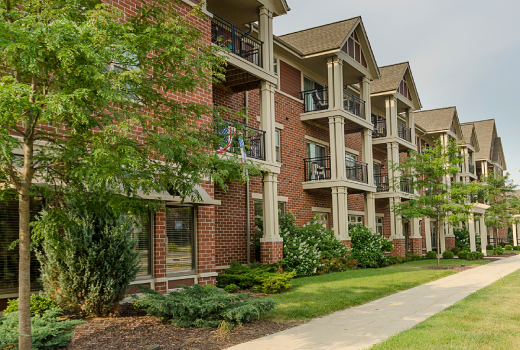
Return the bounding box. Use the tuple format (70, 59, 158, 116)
(227, 255, 520, 350)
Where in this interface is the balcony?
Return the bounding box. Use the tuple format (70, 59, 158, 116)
(211, 13, 263, 68)
(400, 178, 413, 194)
(373, 119, 387, 139)
(216, 118, 265, 161)
(301, 87, 329, 113)
(397, 121, 412, 142)
(343, 89, 365, 119)
(469, 163, 475, 174)
(346, 160, 368, 183)
(304, 156, 331, 181)
(374, 174, 389, 192)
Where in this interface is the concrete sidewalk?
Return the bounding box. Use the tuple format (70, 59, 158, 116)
(227, 255, 520, 350)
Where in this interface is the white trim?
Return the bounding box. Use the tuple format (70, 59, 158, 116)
(275, 122, 284, 130)
(252, 193, 263, 200)
(156, 275, 197, 284)
(305, 135, 329, 147)
(278, 195, 289, 202)
(216, 265, 231, 270)
(348, 210, 365, 216)
(198, 272, 218, 278)
(312, 207, 331, 213)
(252, 193, 288, 202)
(130, 278, 154, 286)
(345, 147, 360, 156)
(376, 213, 385, 217)
(373, 159, 381, 164)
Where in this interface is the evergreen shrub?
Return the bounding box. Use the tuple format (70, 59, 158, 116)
(493, 246, 504, 255)
(217, 261, 294, 293)
(458, 250, 469, 259)
(279, 212, 348, 276)
(350, 225, 392, 268)
(0, 309, 84, 350)
(425, 251, 437, 259)
(318, 257, 358, 274)
(387, 256, 407, 265)
(450, 246, 460, 256)
(504, 245, 512, 250)
(442, 250, 454, 259)
(486, 244, 494, 250)
(251, 272, 296, 294)
(406, 253, 422, 261)
(33, 196, 140, 317)
(132, 285, 276, 328)
(4, 294, 58, 317)
(513, 246, 520, 251)
(224, 284, 240, 293)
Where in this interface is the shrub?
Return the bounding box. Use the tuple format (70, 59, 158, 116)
(132, 285, 276, 328)
(486, 244, 494, 250)
(477, 247, 482, 253)
(465, 252, 477, 260)
(33, 196, 140, 317)
(513, 246, 520, 251)
(4, 294, 58, 317)
(350, 225, 392, 268)
(279, 212, 348, 276)
(453, 227, 470, 249)
(450, 247, 460, 256)
(251, 272, 296, 294)
(406, 253, 423, 261)
(476, 252, 484, 259)
(0, 309, 84, 350)
(431, 248, 438, 253)
(493, 246, 504, 255)
(319, 257, 358, 274)
(458, 250, 469, 259)
(504, 245, 512, 250)
(442, 250, 454, 259)
(224, 284, 240, 293)
(387, 256, 407, 265)
(425, 251, 437, 259)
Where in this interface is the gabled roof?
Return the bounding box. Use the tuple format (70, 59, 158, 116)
(370, 62, 422, 110)
(460, 123, 480, 153)
(278, 17, 359, 56)
(470, 119, 496, 160)
(414, 107, 462, 139)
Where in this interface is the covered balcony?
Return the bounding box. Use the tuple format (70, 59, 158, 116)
(216, 118, 265, 161)
(303, 156, 370, 193)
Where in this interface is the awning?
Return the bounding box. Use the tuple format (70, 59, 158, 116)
(137, 185, 221, 206)
(471, 202, 490, 214)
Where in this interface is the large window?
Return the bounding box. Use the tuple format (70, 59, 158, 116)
(303, 76, 325, 111)
(349, 215, 363, 226)
(346, 152, 358, 180)
(376, 217, 384, 236)
(430, 221, 437, 249)
(133, 215, 152, 277)
(165, 207, 194, 275)
(307, 142, 327, 180)
(313, 212, 329, 229)
(0, 199, 43, 294)
(343, 31, 368, 68)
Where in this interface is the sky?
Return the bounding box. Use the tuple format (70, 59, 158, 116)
(273, 0, 520, 184)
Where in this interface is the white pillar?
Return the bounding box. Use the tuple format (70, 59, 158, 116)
(468, 215, 476, 252)
(512, 223, 517, 247)
(425, 217, 432, 252)
(327, 57, 343, 110)
(387, 142, 394, 192)
(261, 173, 280, 240)
(464, 148, 469, 174)
(386, 96, 398, 138)
(480, 216, 487, 257)
(411, 218, 421, 238)
(392, 142, 400, 191)
(407, 108, 415, 144)
(439, 221, 446, 253)
(394, 196, 403, 237)
(258, 7, 273, 73)
(360, 76, 371, 123)
(362, 129, 374, 186)
(364, 192, 376, 231)
(389, 198, 396, 238)
(329, 117, 346, 180)
(332, 186, 349, 240)
(260, 81, 276, 164)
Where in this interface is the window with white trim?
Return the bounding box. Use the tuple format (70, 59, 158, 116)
(376, 217, 384, 236)
(313, 212, 329, 229)
(275, 129, 281, 163)
(273, 57, 279, 89)
(348, 215, 363, 226)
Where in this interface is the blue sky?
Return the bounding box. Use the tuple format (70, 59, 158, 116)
(274, 0, 520, 184)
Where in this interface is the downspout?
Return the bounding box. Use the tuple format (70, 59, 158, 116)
(245, 91, 251, 264)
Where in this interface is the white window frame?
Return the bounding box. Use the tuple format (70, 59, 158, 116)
(275, 129, 281, 163)
(313, 211, 329, 230)
(376, 217, 384, 236)
(348, 215, 363, 226)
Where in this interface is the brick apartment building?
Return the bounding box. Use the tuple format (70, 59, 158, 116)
(0, 0, 511, 307)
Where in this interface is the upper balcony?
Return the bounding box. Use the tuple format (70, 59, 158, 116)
(373, 174, 413, 198)
(216, 118, 266, 161)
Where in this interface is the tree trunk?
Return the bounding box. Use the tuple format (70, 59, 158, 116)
(437, 221, 442, 267)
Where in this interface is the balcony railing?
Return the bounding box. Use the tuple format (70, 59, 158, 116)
(400, 178, 413, 193)
(210, 13, 263, 68)
(373, 119, 387, 138)
(397, 122, 412, 142)
(304, 156, 331, 181)
(469, 163, 475, 174)
(301, 87, 329, 113)
(343, 89, 365, 118)
(216, 118, 265, 160)
(346, 160, 368, 183)
(374, 174, 389, 192)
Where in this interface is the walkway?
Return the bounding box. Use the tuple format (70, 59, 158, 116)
(227, 255, 520, 350)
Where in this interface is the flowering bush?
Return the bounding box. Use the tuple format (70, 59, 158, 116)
(279, 212, 348, 276)
(349, 225, 392, 268)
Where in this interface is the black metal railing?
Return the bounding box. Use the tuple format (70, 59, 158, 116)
(373, 119, 387, 138)
(374, 174, 389, 192)
(346, 160, 368, 183)
(400, 178, 413, 193)
(300, 87, 329, 113)
(469, 163, 475, 174)
(216, 118, 265, 160)
(210, 13, 263, 68)
(343, 89, 365, 118)
(304, 156, 331, 182)
(397, 122, 412, 142)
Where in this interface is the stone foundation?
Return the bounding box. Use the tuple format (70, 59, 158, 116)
(260, 239, 283, 264)
(391, 238, 405, 257)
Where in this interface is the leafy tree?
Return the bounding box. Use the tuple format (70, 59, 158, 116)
(0, 0, 258, 346)
(391, 139, 481, 266)
(482, 173, 520, 244)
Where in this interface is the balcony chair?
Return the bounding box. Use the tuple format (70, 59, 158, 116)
(311, 91, 327, 111)
(310, 162, 325, 180)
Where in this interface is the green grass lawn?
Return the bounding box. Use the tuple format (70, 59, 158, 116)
(266, 259, 490, 322)
(371, 268, 520, 350)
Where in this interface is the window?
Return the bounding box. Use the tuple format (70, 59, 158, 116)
(346, 152, 358, 180)
(133, 215, 152, 277)
(431, 221, 437, 249)
(397, 79, 412, 101)
(278, 202, 286, 216)
(307, 142, 327, 180)
(376, 217, 384, 236)
(275, 129, 281, 163)
(342, 31, 368, 68)
(255, 200, 287, 221)
(165, 207, 195, 275)
(273, 57, 279, 89)
(313, 212, 329, 229)
(303, 76, 325, 111)
(0, 199, 43, 294)
(349, 215, 363, 226)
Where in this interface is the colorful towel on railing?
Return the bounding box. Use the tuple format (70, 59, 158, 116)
(217, 126, 236, 154)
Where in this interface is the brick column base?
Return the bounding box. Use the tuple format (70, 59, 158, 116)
(198, 276, 216, 286)
(341, 239, 351, 248)
(391, 238, 405, 257)
(409, 237, 423, 255)
(260, 239, 283, 264)
(445, 237, 455, 250)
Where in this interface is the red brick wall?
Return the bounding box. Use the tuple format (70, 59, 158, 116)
(280, 60, 301, 99)
(154, 209, 168, 293)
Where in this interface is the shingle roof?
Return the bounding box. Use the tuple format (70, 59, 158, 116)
(492, 137, 502, 162)
(371, 62, 408, 94)
(468, 119, 495, 160)
(460, 123, 474, 144)
(414, 107, 456, 133)
(278, 17, 359, 56)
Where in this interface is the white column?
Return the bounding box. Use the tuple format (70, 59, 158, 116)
(411, 218, 421, 238)
(480, 216, 487, 257)
(392, 142, 400, 191)
(439, 221, 446, 253)
(258, 7, 273, 73)
(407, 108, 415, 144)
(464, 148, 469, 174)
(483, 161, 488, 177)
(364, 192, 376, 231)
(512, 223, 517, 247)
(360, 76, 371, 123)
(468, 215, 476, 252)
(387, 143, 394, 192)
(386, 96, 398, 137)
(332, 186, 349, 240)
(260, 81, 276, 164)
(261, 173, 280, 241)
(362, 129, 374, 186)
(327, 57, 343, 110)
(425, 217, 432, 252)
(394, 196, 403, 237)
(389, 198, 396, 238)
(329, 116, 346, 180)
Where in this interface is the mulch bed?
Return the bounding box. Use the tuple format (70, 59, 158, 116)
(486, 253, 516, 257)
(428, 266, 477, 272)
(66, 304, 302, 350)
